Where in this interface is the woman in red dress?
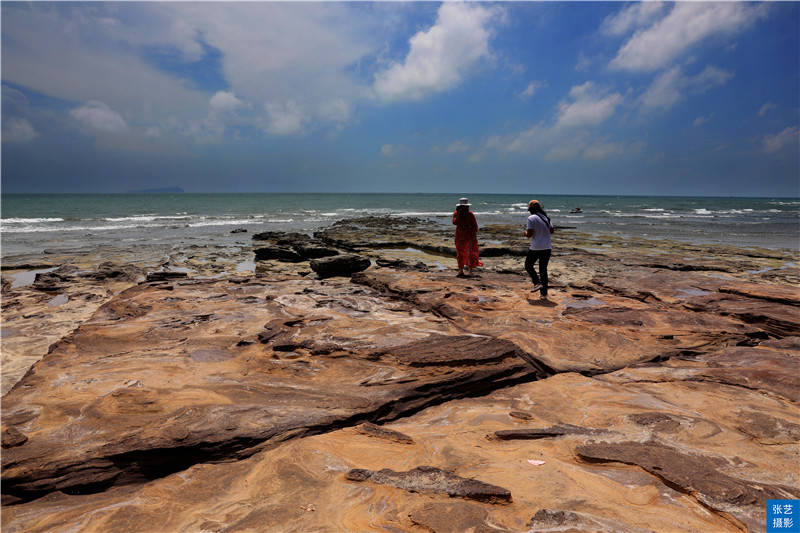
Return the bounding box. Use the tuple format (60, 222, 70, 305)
(452, 197, 483, 277)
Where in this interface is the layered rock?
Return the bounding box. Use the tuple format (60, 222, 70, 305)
(2, 216, 798, 532)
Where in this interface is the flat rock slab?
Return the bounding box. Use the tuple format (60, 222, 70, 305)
(1, 276, 544, 503)
(345, 466, 512, 504)
(576, 441, 798, 510)
(7, 364, 797, 532)
(353, 269, 764, 373)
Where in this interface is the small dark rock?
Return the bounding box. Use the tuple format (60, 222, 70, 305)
(146, 271, 188, 282)
(528, 509, 582, 528)
(230, 228, 248, 234)
(356, 422, 414, 444)
(344, 465, 512, 504)
(2, 427, 28, 448)
(310, 254, 371, 279)
(494, 424, 604, 440)
(509, 411, 534, 421)
(292, 244, 339, 260)
(252, 231, 312, 244)
(253, 246, 304, 263)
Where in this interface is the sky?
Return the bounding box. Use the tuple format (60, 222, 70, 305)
(1, 1, 798, 196)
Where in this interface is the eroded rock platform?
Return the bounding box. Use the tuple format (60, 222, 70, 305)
(2, 217, 798, 532)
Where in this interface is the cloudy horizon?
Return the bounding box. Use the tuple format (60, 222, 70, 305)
(2, 1, 798, 196)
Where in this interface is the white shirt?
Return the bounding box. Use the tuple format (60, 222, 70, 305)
(527, 214, 553, 250)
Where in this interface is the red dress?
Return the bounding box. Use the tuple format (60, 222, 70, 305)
(452, 210, 483, 269)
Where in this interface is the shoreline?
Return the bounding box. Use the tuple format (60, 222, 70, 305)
(1, 216, 799, 531)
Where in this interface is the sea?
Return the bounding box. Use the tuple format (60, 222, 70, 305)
(1, 193, 798, 258)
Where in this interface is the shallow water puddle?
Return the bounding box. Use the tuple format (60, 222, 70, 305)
(8, 267, 56, 289)
(235, 259, 255, 272)
(47, 294, 69, 307)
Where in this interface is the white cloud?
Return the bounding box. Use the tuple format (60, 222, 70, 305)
(520, 81, 544, 99)
(70, 101, 129, 132)
(640, 66, 732, 110)
(373, 2, 501, 101)
(693, 114, 713, 127)
(601, 2, 667, 36)
(264, 101, 307, 136)
(209, 91, 244, 112)
(446, 140, 470, 153)
(544, 135, 589, 161)
(380, 144, 406, 157)
(2, 118, 39, 143)
(758, 101, 776, 117)
(582, 139, 627, 160)
(611, 3, 766, 71)
(1, 3, 388, 143)
(556, 82, 622, 129)
(762, 127, 799, 153)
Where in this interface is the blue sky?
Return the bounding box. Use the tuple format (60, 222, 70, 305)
(2, 1, 798, 196)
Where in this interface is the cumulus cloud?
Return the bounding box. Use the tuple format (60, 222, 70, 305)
(520, 81, 544, 99)
(693, 114, 713, 127)
(762, 127, 799, 153)
(610, 3, 766, 71)
(641, 66, 733, 110)
(2, 118, 39, 143)
(264, 100, 307, 136)
(209, 91, 245, 112)
(601, 2, 666, 36)
(373, 2, 501, 101)
(556, 82, 622, 129)
(70, 101, 129, 132)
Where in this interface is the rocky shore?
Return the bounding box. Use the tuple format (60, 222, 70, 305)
(1, 217, 798, 532)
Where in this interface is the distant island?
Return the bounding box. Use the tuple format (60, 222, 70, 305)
(128, 186, 184, 194)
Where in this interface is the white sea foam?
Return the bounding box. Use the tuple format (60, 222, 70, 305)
(693, 209, 713, 216)
(3, 217, 65, 223)
(643, 208, 665, 212)
(394, 211, 453, 216)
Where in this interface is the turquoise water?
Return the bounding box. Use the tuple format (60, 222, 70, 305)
(2, 193, 798, 256)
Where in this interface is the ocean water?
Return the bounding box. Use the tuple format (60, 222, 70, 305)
(1, 193, 798, 258)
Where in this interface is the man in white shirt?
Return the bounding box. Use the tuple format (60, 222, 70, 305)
(524, 199, 554, 299)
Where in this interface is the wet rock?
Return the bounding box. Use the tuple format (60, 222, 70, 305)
(86, 262, 144, 282)
(253, 245, 304, 263)
(310, 254, 371, 278)
(345, 466, 512, 503)
(252, 231, 312, 244)
(356, 422, 414, 444)
(292, 244, 339, 260)
(230, 228, 247, 234)
(32, 271, 70, 292)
